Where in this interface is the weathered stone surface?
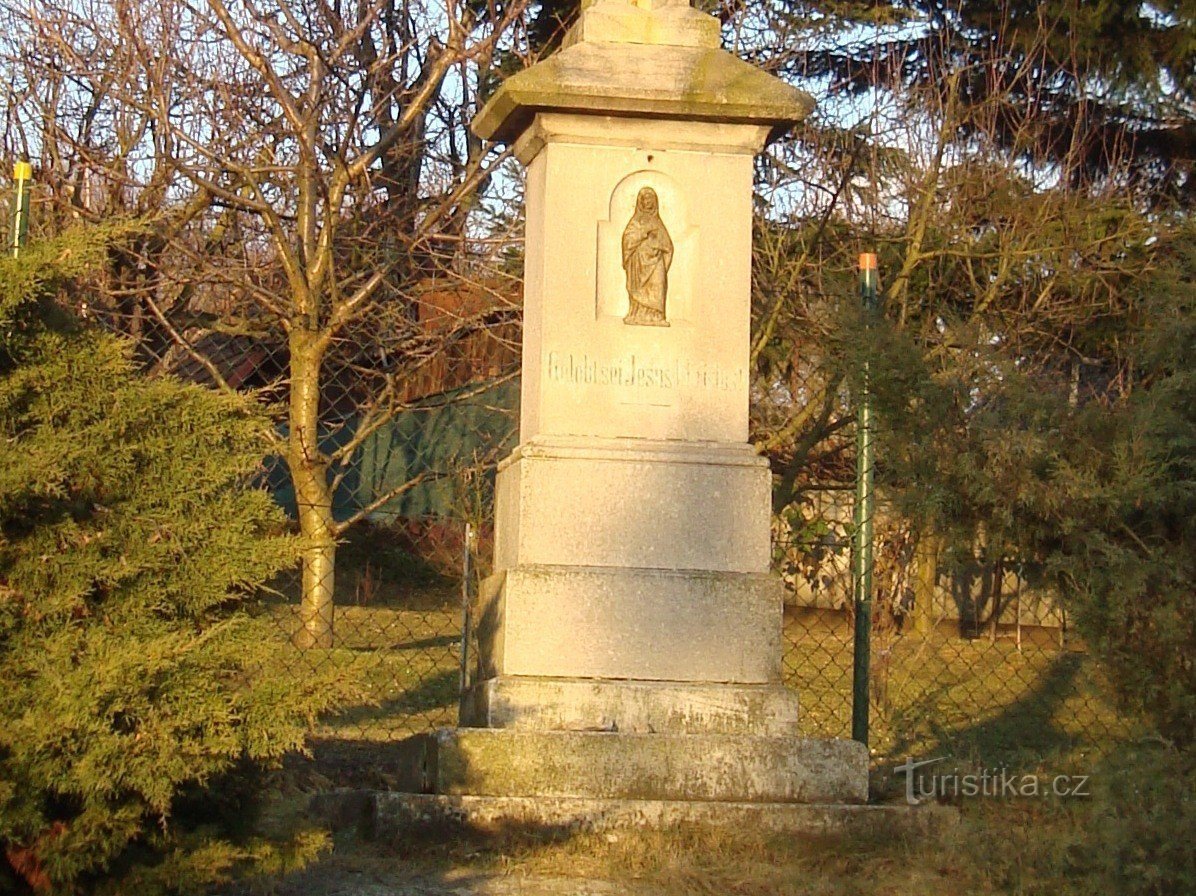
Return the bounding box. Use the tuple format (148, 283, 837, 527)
(440, 0, 865, 819)
(513, 114, 765, 445)
(416, 729, 867, 804)
(370, 792, 958, 841)
(460, 677, 800, 736)
(493, 437, 772, 574)
(475, 565, 784, 682)
(474, 40, 814, 144)
(564, 0, 722, 51)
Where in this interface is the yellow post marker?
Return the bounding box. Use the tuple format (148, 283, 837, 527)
(11, 161, 33, 258)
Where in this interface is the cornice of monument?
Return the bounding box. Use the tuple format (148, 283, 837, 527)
(472, 0, 815, 144)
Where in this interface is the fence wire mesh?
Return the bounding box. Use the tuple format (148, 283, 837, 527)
(773, 497, 1138, 762)
(8, 179, 1138, 787)
(89, 314, 1135, 779)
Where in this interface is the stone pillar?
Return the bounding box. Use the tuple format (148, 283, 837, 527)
(431, 0, 866, 808)
(463, 0, 810, 737)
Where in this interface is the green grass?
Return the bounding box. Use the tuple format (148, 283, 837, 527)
(264, 592, 1137, 779)
(256, 743, 1193, 896)
(782, 613, 1141, 772)
(251, 532, 1179, 896)
(266, 602, 463, 740)
(265, 522, 1141, 783)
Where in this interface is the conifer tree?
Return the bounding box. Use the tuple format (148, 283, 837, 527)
(756, 0, 1195, 200)
(0, 225, 342, 894)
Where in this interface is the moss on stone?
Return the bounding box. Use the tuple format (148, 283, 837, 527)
(473, 43, 814, 143)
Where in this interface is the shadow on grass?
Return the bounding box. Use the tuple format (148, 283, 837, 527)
(873, 651, 1088, 798)
(288, 668, 458, 790)
(223, 812, 599, 896)
(331, 633, 460, 653)
(940, 651, 1086, 760)
(384, 633, 460, 651)
(331, 668, 459, 729)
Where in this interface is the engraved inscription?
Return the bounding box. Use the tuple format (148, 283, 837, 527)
(622, 187, 673, 326)
(547, 352, 743, 392)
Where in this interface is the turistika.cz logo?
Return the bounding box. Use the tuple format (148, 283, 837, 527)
(894, 756, 1092, 806)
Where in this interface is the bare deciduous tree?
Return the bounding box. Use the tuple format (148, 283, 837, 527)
(4, 0, 533, 646)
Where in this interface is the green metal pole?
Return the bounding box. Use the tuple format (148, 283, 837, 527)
(851, 252, 879, 746)
(11, 161, 32, 258)
(458, 521, 474, 718)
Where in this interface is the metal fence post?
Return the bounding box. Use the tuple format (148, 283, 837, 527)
(11, 161, 32, 258)
(851, 252, 879, 746)
(458, 522, 474, 719)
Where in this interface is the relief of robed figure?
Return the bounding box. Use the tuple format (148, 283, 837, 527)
(622, 187, 673, 326)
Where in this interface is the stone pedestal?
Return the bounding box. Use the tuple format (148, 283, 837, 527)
(405, 0, 866, 814)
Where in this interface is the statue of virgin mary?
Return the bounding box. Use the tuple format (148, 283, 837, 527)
(621, 187, 673, 326)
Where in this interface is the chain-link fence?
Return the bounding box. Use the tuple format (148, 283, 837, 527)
(245, 383, 518, 788)
(264, 471, 1135, 786)
(263, 426, 1135, 773)
(773, 495, 1138, 764)
(248, 345, 1137, 783)
(7, 179, 1138, 788)
(91, 310, 1138, 781)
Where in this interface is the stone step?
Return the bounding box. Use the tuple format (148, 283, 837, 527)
(366, 792, 957, 841)
(396, 728, 867, 804)
(460, 677, 800, 736)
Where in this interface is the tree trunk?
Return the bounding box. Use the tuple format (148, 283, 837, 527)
(914, 530, 938, 637)
(289, 333, 337, 649)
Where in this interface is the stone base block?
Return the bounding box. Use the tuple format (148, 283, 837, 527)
(369, 793, 958, 841)
(494, 437, 772, 574)
(477, 565, 784, 682)
(398, 729, 867, 805)
(460, 677, 800, 737)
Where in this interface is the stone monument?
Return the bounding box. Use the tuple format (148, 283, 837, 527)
(383, 0, 874, 829)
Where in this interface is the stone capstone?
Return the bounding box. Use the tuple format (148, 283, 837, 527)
(473, 41, 815, 144)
